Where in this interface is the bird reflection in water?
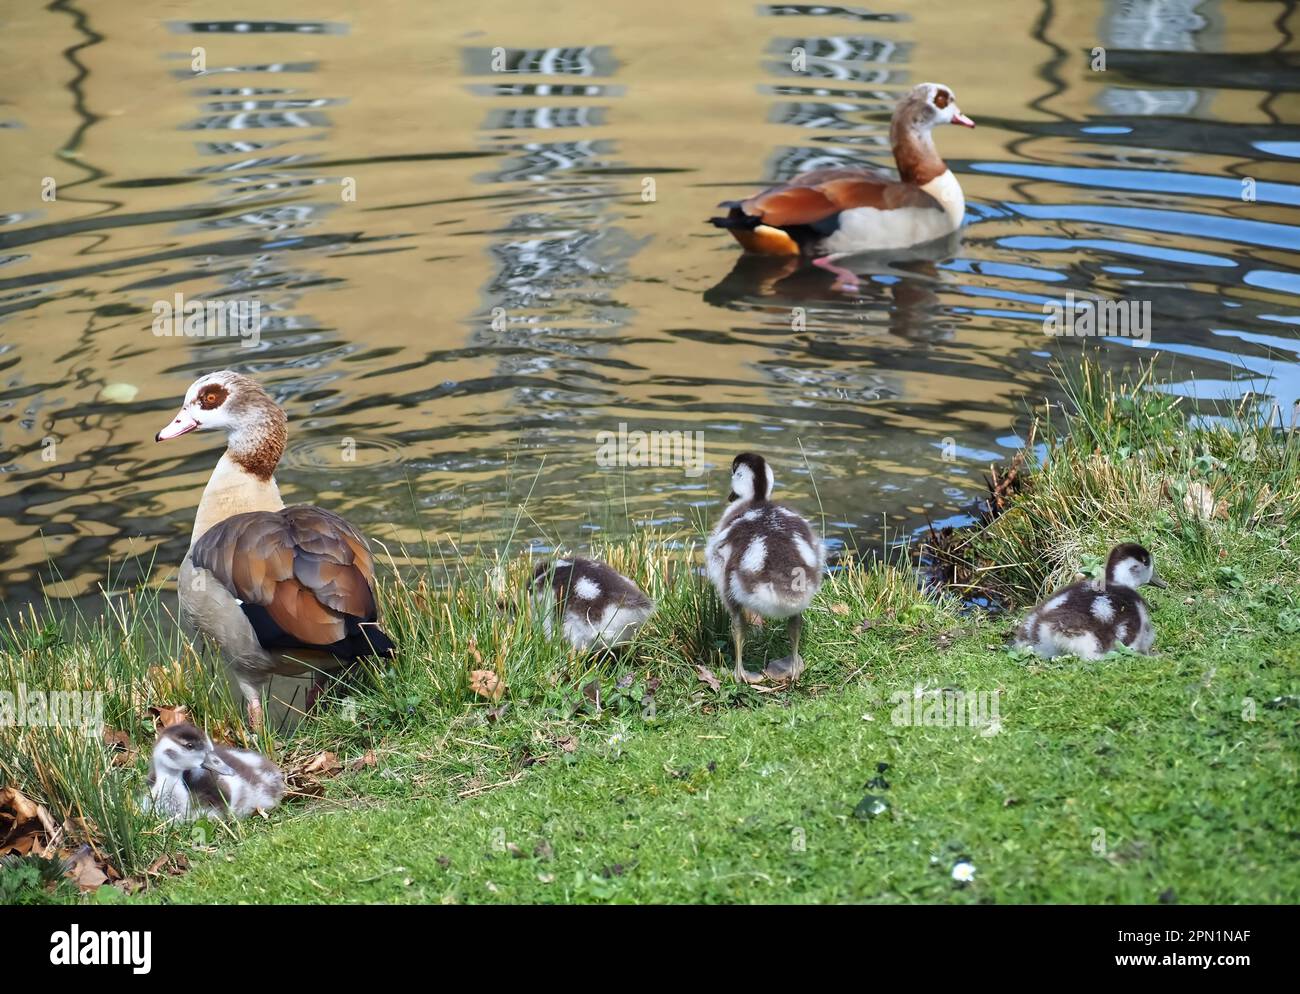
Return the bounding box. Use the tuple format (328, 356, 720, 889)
(703, 233, 961, 344)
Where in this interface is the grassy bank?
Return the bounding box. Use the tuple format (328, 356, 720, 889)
(2, 360, 1298, 904)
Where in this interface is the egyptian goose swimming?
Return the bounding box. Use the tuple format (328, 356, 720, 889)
(146, 721, 284, 820)
(706, 453, 825, 684)
(710, 82, 974, 269)
(1014, 544, 1166, 660)
(531, 557, 655, 650)
(155, 371, 395, 729)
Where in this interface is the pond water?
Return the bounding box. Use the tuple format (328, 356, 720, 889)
(1, 0, 1298, 609)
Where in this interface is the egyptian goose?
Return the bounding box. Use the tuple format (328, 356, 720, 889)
(710, 82, 974, 273)
(531, 557, 655, 650)
(706, 453, 825, 684)
(1014, 544, 1166, 660)
(155, 371, 395, 729)
(146, 721, 284, 820)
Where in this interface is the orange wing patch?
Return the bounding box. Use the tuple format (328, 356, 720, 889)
(740, 168, 939, 228)
(191, 505, 381, 650)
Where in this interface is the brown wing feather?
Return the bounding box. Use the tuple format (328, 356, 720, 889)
(191, 505, 380, 649)
(740, 168, 941, 226)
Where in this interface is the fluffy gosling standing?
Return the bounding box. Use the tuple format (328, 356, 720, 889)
(706, 453, 824, 683)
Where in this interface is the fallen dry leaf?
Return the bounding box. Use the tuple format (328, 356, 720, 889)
(284, 750, 345, 798)
(302, 752, 342, 777)
(64, 845, 109, 892)
(469, 669, 505, 701)
(149, 704, 191, 731)
(695, 665, 721, 693)
(830, 602, 851, 616)
(554, 736, 577, 753)
(0, 786, 58, 856)
(467, 637, 484, 668)
(348, 750, 378, 772)
(102, 727, 136, 767)
(1181, 481, 1228, 522)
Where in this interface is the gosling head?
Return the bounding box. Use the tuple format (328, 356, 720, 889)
(151, 722, 236, 779)
(1105, 544, 1167, 591)
(728, 452, 774, 503)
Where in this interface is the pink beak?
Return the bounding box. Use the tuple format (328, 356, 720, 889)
(952, 111, 975, 128)
(155, 412, 199, 442)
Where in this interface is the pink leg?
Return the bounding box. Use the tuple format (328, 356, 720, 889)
(812, 255, 861, 293)
(305, 674, 326, 712)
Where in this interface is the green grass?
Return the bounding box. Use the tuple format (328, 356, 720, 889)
(3, 359, 1298, 904)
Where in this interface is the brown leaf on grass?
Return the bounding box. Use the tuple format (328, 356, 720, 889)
(127, 852, 189, 893)
(695, 665, 721, 693)
(348, 750, 378, 772)
(0, 786, 58, 856)
(469, 669, 505, 701)
(284, 751, 344, 798)
(102, 727, 136, 767)
(1183, 481, 1228, 521)
(555, 736, 577, 754)
(467, 637, 484, 668)
(302, 752, 342, 777)
(830, 602, 851, 616)
(65, 845, 110, 892)
(149, 704, 191, 731)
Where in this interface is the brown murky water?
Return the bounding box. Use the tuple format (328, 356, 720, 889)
(1, 0, 1298, 608)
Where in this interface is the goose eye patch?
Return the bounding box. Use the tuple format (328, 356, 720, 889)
(934, 89, 950, 109)
(198, 384, 229, 410)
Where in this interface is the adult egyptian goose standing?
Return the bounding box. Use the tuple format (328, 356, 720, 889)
(709, 82, 974, 268)
(155, 371, 395, 729)
(706, 453, 824, 684)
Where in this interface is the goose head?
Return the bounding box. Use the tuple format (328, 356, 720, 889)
(1104, 543, 1167, 591)
(894, 82, 975, 133)
(155, 370, 288, 480)
(728, 452, 774, 503)
(151, 722, 235, 779)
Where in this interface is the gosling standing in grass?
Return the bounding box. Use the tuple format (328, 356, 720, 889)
(531, 557, 655, 651)
(146, 722, 284, 821)
(1014, 543, 1166, 660)
(707, 453, 824, 684)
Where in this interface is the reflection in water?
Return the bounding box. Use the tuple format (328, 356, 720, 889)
(0, 0, 1298, 608)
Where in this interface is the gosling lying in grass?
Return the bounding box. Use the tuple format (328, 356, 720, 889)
(146, 722, 284, 821)
(531, 557, 655, 651)
(1014, 543, 1166, 660)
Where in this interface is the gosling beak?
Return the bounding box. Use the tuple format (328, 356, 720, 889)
(952, 110, 975, 128)
(156, 411, 199, 442)
(1149, 573, 1168, 589)
(201, 753, 236, 776)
